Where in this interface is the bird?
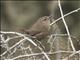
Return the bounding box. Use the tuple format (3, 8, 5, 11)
(22, 16, 52, 40)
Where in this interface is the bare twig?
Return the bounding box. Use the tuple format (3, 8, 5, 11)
(58, 0, 76, 51)
(0, 31, 50, 60)
(62, 50, 80, 60)
(0, 31, 37, 56)
(11, 50, 74, 60)
(50, 8, 80, 26)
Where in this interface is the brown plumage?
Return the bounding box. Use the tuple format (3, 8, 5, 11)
(23, 16, 51, 40)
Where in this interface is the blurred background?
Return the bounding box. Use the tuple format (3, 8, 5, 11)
(0, 0, 80, 60)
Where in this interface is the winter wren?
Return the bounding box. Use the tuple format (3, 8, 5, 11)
(23, 16, 51, 40)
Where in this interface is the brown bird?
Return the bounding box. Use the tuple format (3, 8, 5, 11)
(22, 16, 51, 40)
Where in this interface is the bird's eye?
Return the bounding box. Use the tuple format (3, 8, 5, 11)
(43, 19, 46, 21)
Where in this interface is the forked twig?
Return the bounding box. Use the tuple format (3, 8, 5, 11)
(50, 8, 80, 26)
(58, 0, 76, 51)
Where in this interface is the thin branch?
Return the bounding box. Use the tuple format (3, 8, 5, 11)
(42, 52, 50, 60)
(50, 8, 80, 26)
(0, 38, 28, 57)
(5, 36, 22, 43)
(58, 0, 76, 51)
(0, 31, 37, 56)
(11, 51, 74, 60)
(0, 31, 37, 46)
(62, 50, 80, 60)
(38, 46, 50, 60)
(0, 31, 50, 60)
(0, 34, 5, 43)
